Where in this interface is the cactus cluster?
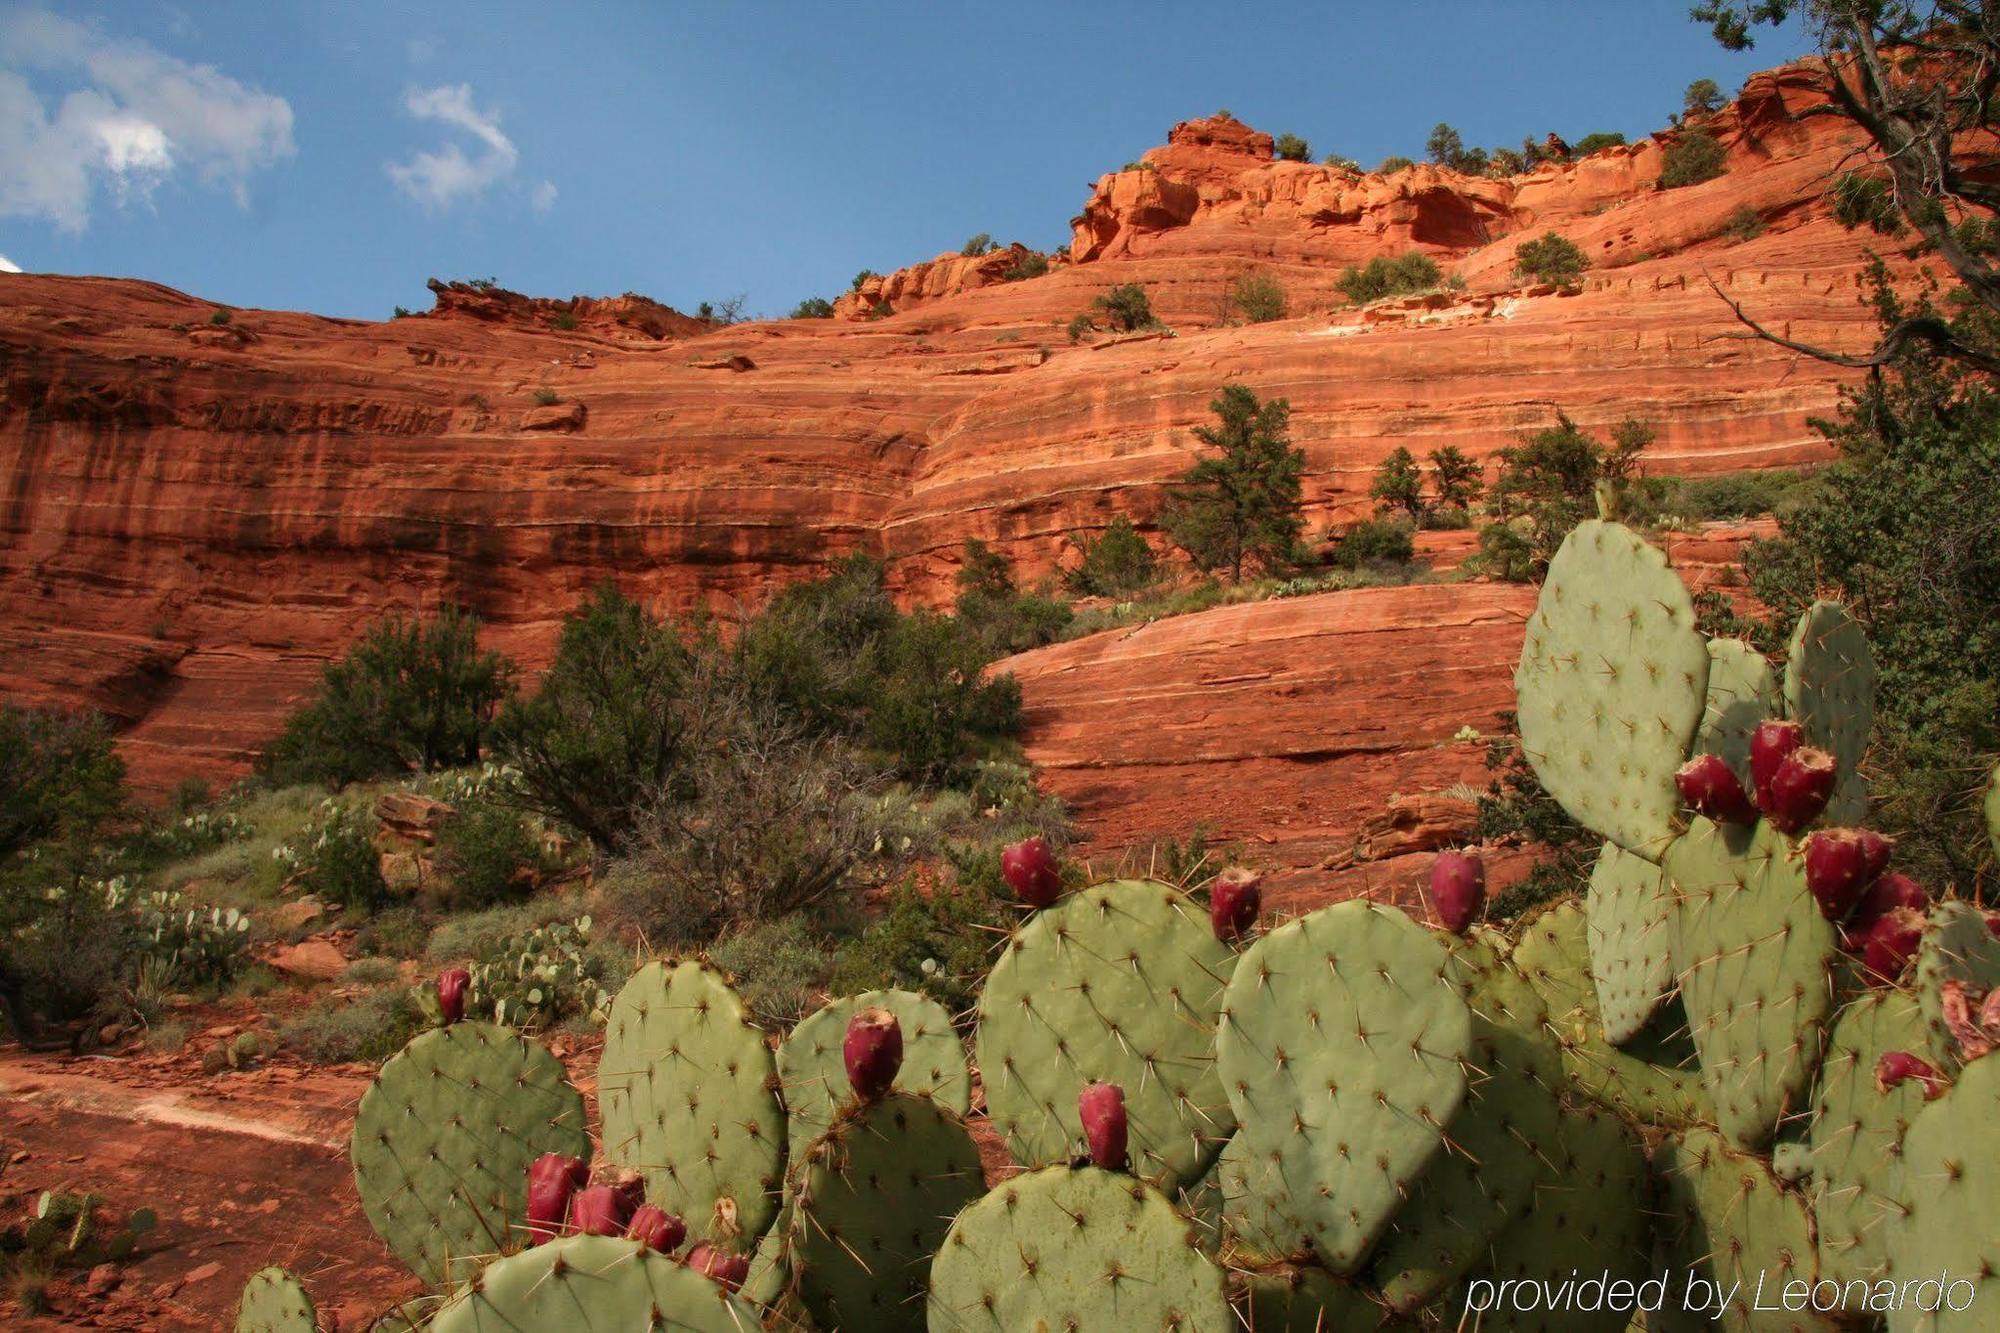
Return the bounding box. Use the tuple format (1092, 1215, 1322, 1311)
(322, 516, 2000, 1331)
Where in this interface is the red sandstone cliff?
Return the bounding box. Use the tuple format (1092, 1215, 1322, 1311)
(0, 62, 1943, 795)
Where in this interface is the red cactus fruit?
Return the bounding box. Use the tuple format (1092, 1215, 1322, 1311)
(1429, 852, 1485, 935)
(1674, 754, 1759, 826)
(609, 1171, 647, 1218)
(843, 1007, 903, 1102)
(1079, 1082, 1128, 1171)
(1765, 747, 1836, 834)
(1749, 719, 1806, 811)
(1861, 907, 1925, 984)
(626, 1205, 687, 1255)
(686, 1243, 750, 1292)
(1874, 1050, 1947, 1099)
(1841, 872, 1929, 951)
(1853, 829, 1895, 884)
(1940, 981, 1996, 1063)
(1000, 836, 1062, 908)
(569, 1184, 633, 1237)
(1803, 829, 1876, 922)
(1209, 868, 1263, 941)
(436, 967, 470, 1026)
(1987, 911, 2000, 941)
(525, 1153, 589, 1242)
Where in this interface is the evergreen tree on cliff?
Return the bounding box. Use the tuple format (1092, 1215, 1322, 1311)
(1163, 385, 1305, 582)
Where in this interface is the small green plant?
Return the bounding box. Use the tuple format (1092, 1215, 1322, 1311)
(708, 916, 833, 1028)
(791, 296, 835, 318)
(1092, 283, 1155, 332)
(208, 308, 232, 326)
(1273, 132, 1311, 162)
(1065, 517, 1160, 598)
(1001, 251, 1050, 282)
(433, 801, 542, 909)
(1660, 129, 1726, 188)
(115, 883, 251, 990)
(1369, 447, 1426, 520)
(1231, 272, 1287, 323)
(1337, 252, 1441, 304)
(1514, 231, 1589, 288)
(532, 386, 561, 407)
(449, 915, 613, 1030)
(393, 305, 412, 319)
(1723, 204, 1766, 242)
(865, 300, 894, 320)
(551, 311, 578, 331)
(830, 852, 1013, 1014)
(283, 802, 390, 912)
(1066, 312, 1095, 342)
(960, 233, 996, 257)
(1573, 131, 1627, 155)
(1376, 155, 1415, 174)
(850, 269, 877, 291)
(1330, 515, 1416, 568)
(280, 985, 426, 1064)
(1830, 173, 1904, 235)
(1683, 77, 1724, 117)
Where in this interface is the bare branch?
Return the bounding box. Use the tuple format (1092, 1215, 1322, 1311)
(1703, 272, 2000, 375)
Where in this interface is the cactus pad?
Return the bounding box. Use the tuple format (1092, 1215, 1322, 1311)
(1915, 901, 2000, 1068)
(1810, 990, 1926, 1287)
(1237, 1262, 1401, 1331)
(778, 989, 969, 1154)
(1783, 600, 1876, 826)
(1514, 519, 1711, 856)
(1216, 900, 1473, 1273)
(1514, 900, 1711, 1127)
(1370, 934, 1567, 1312)
(350, 1021, 589, 1285)
(1696, 636, 1780, 788)
(234, 1267, 315, 1333)
(1984, 763, 2000, 862)
(789, 1091, 985, 1332)
(428, 1234, 763, 1331)
(927, 1165, 1230, 1332)
(741, 1201, 792, 1310)
(1585, 841, 1674, 1045)
(1215, 1131, 1311, 1262)
(977, 880, 1235, 1190)
(1667, 817, 1837, 1149)
(598, 960, 786, 1243)
(1885, 1050, 2000, 1333)
(1656, 1127, 1831, 1333)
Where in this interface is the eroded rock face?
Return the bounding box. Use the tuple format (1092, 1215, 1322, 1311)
(0, 61, 1935, 796)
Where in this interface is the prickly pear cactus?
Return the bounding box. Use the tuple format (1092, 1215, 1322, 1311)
(741, 1200, 792, 1310)
(597, 960, 786, 1243)
(428, 1234, 763, 1331)
(1984, 763, 2000, 862)
(1667, 817, 1837, 1149)
(1783, 600, 1877, 826)
(1460, 1100, 1652, 1333)
(1371, 932, 1566, 1312)
(1514, 519, 1711, 857)
(1885, 1050, 2000, 1333)
(789, 1092, 985, 1333)
(1216, 899, 1473, 1273)
(1915, 901, 2000, 1068)
(350, 1021, 589, 1285)
(1237, 1262, 1402, 1331)
(234, 1267, 315, 1333)
(1215, 1131, 1310, 1262)
(1656, 1126, 1834, 1333)
(778, 989, 969, 1154)
(1585, 840, 1674, 1045)
(927, 1165, 1231, 1332)
(1810, 990, 1927, 1287)
(1514, 899, 1711, 1127)
(977, 880, 1235, 1190)
(1696, 636, 1780, 788)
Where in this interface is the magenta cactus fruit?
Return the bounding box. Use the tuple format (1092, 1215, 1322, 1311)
(1078, 1081, 1128, 1170)
(1842, 871, 1929, 951)
(1861, 908, 1925, 984)
(1675, 754, 1759, 825)
(686, 1242, 750, 1292)
(568, 1184, 633, 1238)
(1209, 868, 1262, 941)
(626, 1205, 686, 1255)
(1749, 718, 1806, 811)
(1874, 1050, 1946, 1100)
(1765, 746, 1837, 834)
(1001, 836, 1062, 908)
(1803, 829, 1876, 922)
(436, 967, 470, 1026)
(525, 1153, 588, 1242)
(842, 1007, 903, 1103)
(1429, 851, 1485, 935)
(1854, 829, 1895, 883)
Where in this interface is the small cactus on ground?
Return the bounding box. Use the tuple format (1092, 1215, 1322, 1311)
(234, 1266, 315, 1333)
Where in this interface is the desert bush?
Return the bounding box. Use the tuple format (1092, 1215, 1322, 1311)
(1163, 385, 1305, 582)
(454, 915, 615, 1030)
(1428, 444, 1483, 510)
(1273, 132, 1311, 162)
(116, 883, 251, 990)
(1573, 131, 1627, 155)
(1478, 415, 1650, 579)
(867, 611, 1023, 785)
(952, 540, 1073, 657)
(1423, 503, 1473, 530)
(1336, 252, 1441, 304)
(532, 387, 561, 406)
(1231, 272, 1287, 323)
(790, 297, 834, 319)
(425, 895, 578, 964)
(1066, 312, 1094, 342)
(1683, 77, 1724, 117)
(1064, 517, 1160, 598)
(1722, 203, 1766, 241)
(1330, 516, 1416, 568)
(352, 905, 429, 959)
(1001, 251, 1050, 281)
(1376, 155, 1415, 174)
(280, 986, 426, 1064)
(1369, 447, 1426, 520)
(1092, 283, 1154, 332)
(830, 848, 1013, 1015)
(283, 802, 390, 912)
(0, 708, 125, 863)
(960, 233, 996, 257)
(1660, 129, 1726, 188)
(708, 916, 833, 1028)
(341, 956, 402, 985)
(433, 801, 542, 909)
(1514, 232, 1588, 287)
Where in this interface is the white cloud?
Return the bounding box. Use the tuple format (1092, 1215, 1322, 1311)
(387, 83, 520, 210)
(529, 178, 556, 212)
(0, 7, 293, 230)
(0, 252, 21, 272)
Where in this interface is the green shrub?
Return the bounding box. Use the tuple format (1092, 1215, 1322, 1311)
(551, 311, 578, 331)
(1722, 204, 1766, 241)
(1002, 252, 1051, 282)
(1330, 516, 1416, 568)
(952, 539, 1073, 656)
(425, 895, 578, 964)
(0, 708, 124, 864)
(1162, 385, 1305, 583)
(1093, 283, 1154, 332)
(1273, 132, 1311, 162)
(1336, 253, 1441, 304)
(1514, 232, 1589, 287)
(1368, 447, 1426, 520)
(961, 233, 996, 257)
(1377, 155, 1415, 174)
(1660, 129, 1726, 188)
(867, 611, 1023, 786)
(830, 849, 1013, 1015)
(1231, 273, 1287, 323)
(279, 986, 426, 1064)
(259, 606, 513, 788)
(341, 956, 402, 985)
(709, 916, 833, 1028)
(1428, 444, 1484, 510)
(352, 905, 429, 958)
(532, 387, 561, 407)
(850, 270, 877, 291)
(433, 801, 541, 909)
(119, 884, 251, 991)
(1683, 77, 1724, 117)
(1477, 415, 1650, 579)
(287, 803, 390, 912)
(1573, 131, 1627, 156)
(1831, 173, 1904, 235)
(1423, 503, 1472, 531)
(455, 915, 614, 1030)
(790, 297, 835, 319)
(1064, 517, 1160, 598)
(1066, 312, 1094, 342)
(1476, 711, 1595, 917)
(1475, 520, 1537, 582)
(208, 308, 232, 326)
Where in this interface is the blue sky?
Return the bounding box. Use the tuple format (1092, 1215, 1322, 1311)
(0, 2, 1807, 320)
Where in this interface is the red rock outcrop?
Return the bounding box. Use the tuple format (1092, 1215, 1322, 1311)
(0, 60, 1956, 795)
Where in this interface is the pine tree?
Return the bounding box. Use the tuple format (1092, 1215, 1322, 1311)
(1163, 385, 1305, 582)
